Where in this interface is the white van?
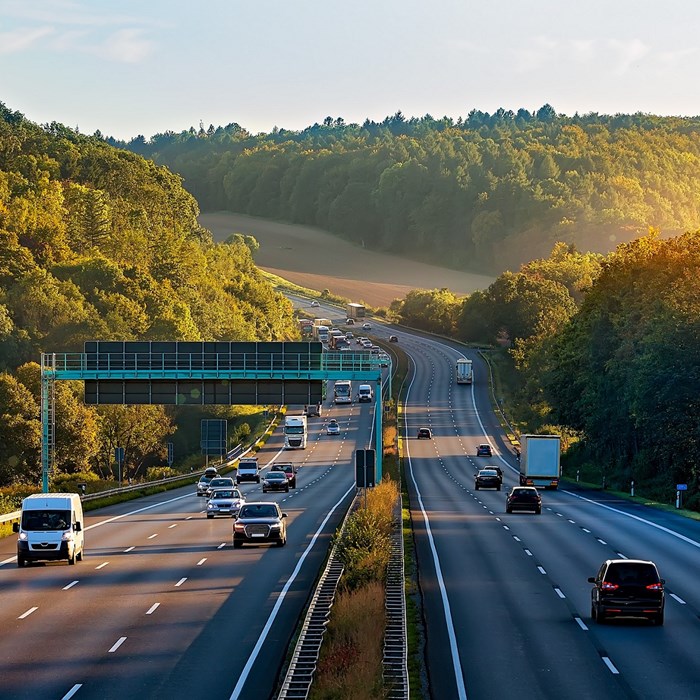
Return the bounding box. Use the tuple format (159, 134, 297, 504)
(13, 493, 85, 567)
(358, 384, 374, 403)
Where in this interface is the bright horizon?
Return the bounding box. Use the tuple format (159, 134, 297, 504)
(2, 0, 700, 141)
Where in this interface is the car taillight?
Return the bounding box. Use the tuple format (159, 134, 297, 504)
(646, 583, 663, 591)
(601, 581, 618, 591)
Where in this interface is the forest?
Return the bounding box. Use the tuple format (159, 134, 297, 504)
(0, 103, 296, 498)
(390, 235, 700, 509)
(115, 106, 700, 273)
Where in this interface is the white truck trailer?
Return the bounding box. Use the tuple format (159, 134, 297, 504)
(456, 358, 473, 384)
(519, 434, 561, 489)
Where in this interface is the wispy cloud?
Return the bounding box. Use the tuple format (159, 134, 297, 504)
(0, 26, 54, 53)
(608, 39, 650, 75)
(0, 1, 160, 62)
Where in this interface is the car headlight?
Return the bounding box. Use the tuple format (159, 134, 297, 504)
(207, 503, 215, 509)
(234, 522, 246, 531)
(269, 523, 281, 531)
(18, 532, 27, 541)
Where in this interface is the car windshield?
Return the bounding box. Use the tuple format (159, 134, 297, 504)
(22, 510, 71, 531)
(480, 470, 497, 476)
(240, 504, 278, 518)
(266, 472, 286, 479)
(513, 489, 535, 497)
(210, 479, 231, 487)
(212, 490, 234, 498)
(199, 476, 211, 484)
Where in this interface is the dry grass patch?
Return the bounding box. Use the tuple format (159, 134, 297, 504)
(310, 581, 387, 700)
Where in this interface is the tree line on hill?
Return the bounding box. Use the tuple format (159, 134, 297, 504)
(0, 103, 296, 497)
(115, 106, 700, 273)
(390, 234, 700, 509)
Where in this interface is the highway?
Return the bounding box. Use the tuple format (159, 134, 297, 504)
(0, 388, 376, 700)
(395, 328, 700, 700)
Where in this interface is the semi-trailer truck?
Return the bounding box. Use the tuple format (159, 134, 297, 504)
(284, 415, 308, 449)
(519, 434, 561, 489)
(346, 303, 365, 319)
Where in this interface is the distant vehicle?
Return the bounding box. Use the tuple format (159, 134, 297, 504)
(304, 403, 322, 417)
(233, 502, 288, 548)
(345, 331, 354, 339)
(358, 384, 373, 403)
(310, 300, 320, 307)
(476, 444, 492, 457)
(284, 415, 307, 449)
(505, 486, 542, 514)
(197, 475, 214, 496)
(206, 488, 245, 518)
(417, 427, 433, 439)
(456, 358, 473, 384)
(262, 471, 290, 493)
(204, 466, 219, 479)
(475, 468, 502, 490)
(345, 318, 355, 325)
(519, 434, 561, 489)
(205, 476, 235, 498)
(14, 493, 84, 567)
(588, 559, 665, 625)
(389, 335, 398, 343)
(346, 302, 366, 319)
(326, 419, 340, 435)
(236, 457, 261, 484)
(362, 322, 372, 330)
(378, 353, 390, 367)
(270, 462, 298, 488)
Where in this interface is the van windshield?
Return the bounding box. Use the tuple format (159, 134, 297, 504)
(22, 510, 71, 531)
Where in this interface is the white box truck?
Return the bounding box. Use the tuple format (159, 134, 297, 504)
(519, 435, 561, 489)
(13, 493, 85, 567)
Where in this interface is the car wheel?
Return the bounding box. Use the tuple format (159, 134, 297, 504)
(506, 507, 512, 514)
(291, 479, 296, 488)
(475, 485, 479, 490)
(591, 603, 597, 621)
(536, 507, 542, 514)
(276, 537, 287, 547)
(285, 486, 289, 492)
(262, 487, 267, 493)
(497, 485, 501, 491)
(17, 555, 26, 568)
(233, 540, 243, 549)
(654, 610, 664, 626)
(256, 477, 261, 483)
(68, 549, 76, 565)
(77, 549, 83, 562)
(596, 605, 606, 624)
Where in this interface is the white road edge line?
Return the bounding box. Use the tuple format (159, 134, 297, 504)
(404, 365, 468, 700)
(229, 483, 354, 700)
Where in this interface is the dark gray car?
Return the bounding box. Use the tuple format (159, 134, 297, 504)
(233, 502, 288, 547)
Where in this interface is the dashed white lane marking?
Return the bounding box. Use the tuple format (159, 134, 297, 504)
(95, 562, 109, 570)
(597, 538, 607, 545)
(145, 603, 160, 615)
(63, 580, 79, 590)
(537, 566, 547, 575)
(575, 617, 589, 631)
(602, 657, 620, 674)
(147, 534, 158, 539)
(503, 525, 510, 531)
(616, 552, 627, 559)
(124, 546, 135, 553)
(197, 558, 207, 566)
(582, 528, 591, 533)
(168, 524, 177, 529)
(568, 519, 576, 524)
(670, 593, 686, 604)
(61, 684, 82, 700)
(108, 637, 127, 653)
(217, 542, 226, 549)
(18, 607, 38, 619)
(175, 577, 187, 587)
(554, 588, 566, 599)
(524, 549, 533, 556)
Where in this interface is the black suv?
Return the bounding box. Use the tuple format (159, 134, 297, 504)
(233, 502, 288, 548)
(505, 486, 542, 514)
(588, 559, 665, 625)
(475, 468, 502, 491)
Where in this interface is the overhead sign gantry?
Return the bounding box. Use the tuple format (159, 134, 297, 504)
(40, 341, 386, 491)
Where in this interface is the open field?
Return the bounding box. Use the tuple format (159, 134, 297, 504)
(199, 212, 494, 307)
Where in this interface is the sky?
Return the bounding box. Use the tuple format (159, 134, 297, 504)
(1, 0, 699, 142)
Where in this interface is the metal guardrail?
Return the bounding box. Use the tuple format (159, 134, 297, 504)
(383, 494, 409, 698)
(277, 496, 358, 699)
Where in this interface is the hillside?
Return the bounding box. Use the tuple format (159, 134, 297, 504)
(116, 107, 700, 273)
